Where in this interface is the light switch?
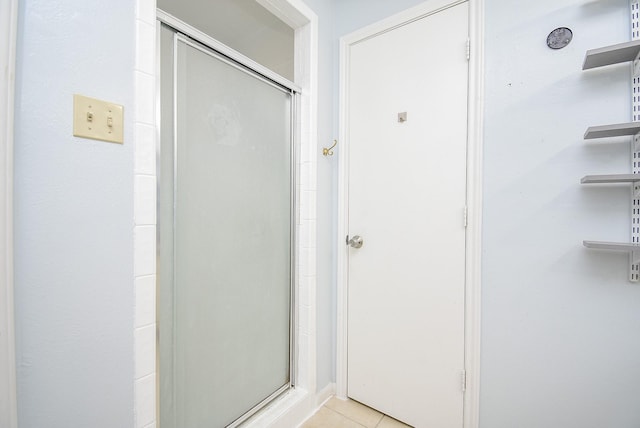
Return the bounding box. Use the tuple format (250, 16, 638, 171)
(73, 94, 124, 144)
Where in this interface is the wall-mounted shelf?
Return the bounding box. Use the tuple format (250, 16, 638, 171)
(584, 122, 640, 139)
(581, 3, 640, 282)
(581, 173, 640, 184)
(583, 39, 640, 70)
(584, 241, 640, 263)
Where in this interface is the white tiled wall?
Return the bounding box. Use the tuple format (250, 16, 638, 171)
(134, 1, 157, 427)
(132, 1, 318, 426)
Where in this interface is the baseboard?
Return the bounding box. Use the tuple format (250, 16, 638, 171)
(315, 382, 335, 407)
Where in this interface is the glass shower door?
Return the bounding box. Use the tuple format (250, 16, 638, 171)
(159, 28, 294, 428)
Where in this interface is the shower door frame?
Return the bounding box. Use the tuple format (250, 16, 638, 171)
(157, 11, 300, 428)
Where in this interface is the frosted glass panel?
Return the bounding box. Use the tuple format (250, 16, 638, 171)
(160, 34, 292, 428)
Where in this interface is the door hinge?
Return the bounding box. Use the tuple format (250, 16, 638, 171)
(461, 370, 467, 392)
(463, 206, 468, 228)
(466, 38, 471, 61)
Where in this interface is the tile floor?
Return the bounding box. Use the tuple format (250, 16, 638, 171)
(301, 397, 412, 428)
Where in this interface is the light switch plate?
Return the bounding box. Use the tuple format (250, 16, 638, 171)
(73, 94, 124, 144)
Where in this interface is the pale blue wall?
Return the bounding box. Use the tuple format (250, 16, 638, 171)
(482, 0, 640, 426)
(14, 1, 135, 427)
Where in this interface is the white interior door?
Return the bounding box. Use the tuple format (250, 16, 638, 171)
(346, 3, 469, 427)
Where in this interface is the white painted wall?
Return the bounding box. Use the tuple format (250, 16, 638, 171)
(482, 0, 640, 426)
(13, 1, 135, 427)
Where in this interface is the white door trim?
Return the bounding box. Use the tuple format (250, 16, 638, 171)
(336, 1, 484, 427)
(0, 1, 18, 427)
(463, 1, 484, 426)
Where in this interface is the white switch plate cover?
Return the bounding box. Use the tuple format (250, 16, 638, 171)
(73, 94, 124, 144)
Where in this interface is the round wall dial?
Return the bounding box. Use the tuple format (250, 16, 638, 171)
(547, 27, 573, 49)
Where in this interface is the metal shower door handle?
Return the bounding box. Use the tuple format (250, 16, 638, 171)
(348, 235, 364, 249)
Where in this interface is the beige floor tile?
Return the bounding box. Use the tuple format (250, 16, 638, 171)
(376, 415, 413, 428)
(324, 397, 383, 428)
(301, 407, 366, 428)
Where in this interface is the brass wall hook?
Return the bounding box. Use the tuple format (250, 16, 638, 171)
(323, 140, 338, 156)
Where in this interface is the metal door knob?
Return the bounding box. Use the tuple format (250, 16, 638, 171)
(348, 235, 363, 249)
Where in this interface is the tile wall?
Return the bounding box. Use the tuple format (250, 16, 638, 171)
(134, 1, 157, 427)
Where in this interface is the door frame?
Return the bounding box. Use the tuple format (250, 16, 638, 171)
(335, 0, 484, 427)
(0, 0, 18, 427)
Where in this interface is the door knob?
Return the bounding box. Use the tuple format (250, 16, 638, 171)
(348, 235, 363, 249)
